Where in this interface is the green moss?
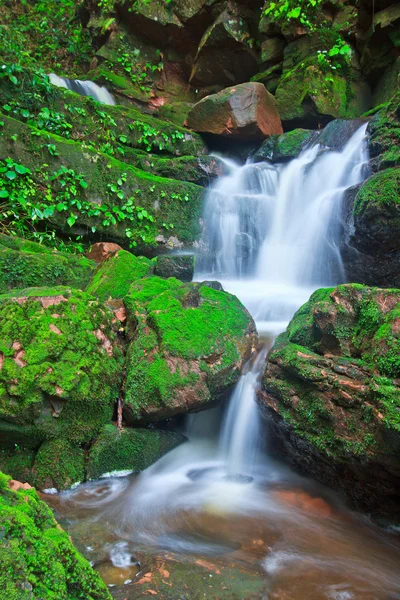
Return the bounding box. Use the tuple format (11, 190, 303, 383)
(86, 250, 153, 301)
(32, 439, 85, 491)
(255, 129, 314, 162)
(265, 283, 400, 462)
(354, 168, 400, 214)
(0, 113, 205, 251)
(0, 472, 111, 599)
(0, 236, 95, 293)
(87, 424, 185, 479)
(0, 286, 123, 445)
(124, 278, 256, 422)
(0, 447, 35, 483)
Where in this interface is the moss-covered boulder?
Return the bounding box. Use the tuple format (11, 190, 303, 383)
(124, 277, 257, 424)
(0, 472, 111, 599)
(0, 234, 95, 294)
(259, 284, 400, 518)
(187, 82, 283, 139)
(0, 286, 123, 447)
(87, 424, 185, 479)
(87, 249, 154, 301)
(342, 168, 400, 288)
(31, 439, 85, 491)
(254, 128, 315, 162)
(276, 58, 371, 128)
(368, 89, 400, 170)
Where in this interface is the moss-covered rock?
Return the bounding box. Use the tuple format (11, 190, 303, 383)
(368, 89, 400, 169)
(0, 472, 111, 599)
(260, 284, 400, 517)
(124, 277, 257, 424)
(275, 57, 371, 128)
(87, 249, 154, 301)
(0, 114, 205, 253)
(32, 439, 85, 491)
(0, 234, 95, 294)
(87, 424, 185, 479)
(342, 168, 400, 288)
(0, 286, 123, 446)
(254, 128, 315, 162)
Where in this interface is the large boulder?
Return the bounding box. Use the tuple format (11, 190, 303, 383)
(187, 82, 283, 139)
(0, 287, 123, 448)
(154, 254, 195, 282)
(259, 284, 400, 518)
(342, 169, 400, 287)
(368, 89, 400, 171)
(123, 277, 257, 424)
(0, 472, 111, 599)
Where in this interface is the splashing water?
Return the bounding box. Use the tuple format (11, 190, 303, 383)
(49, 73, 115, 105)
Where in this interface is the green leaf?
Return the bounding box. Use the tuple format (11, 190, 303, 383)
(0, 190, 9, 198)
(6, 171, 16, 180)
(79, 180, 88, 189)
(67, 215, 76, 227)
(14, 164, 29, 175)
(9, 75, 18, 85)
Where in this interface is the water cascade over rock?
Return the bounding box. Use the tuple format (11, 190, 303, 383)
(49, 73, 116, 105)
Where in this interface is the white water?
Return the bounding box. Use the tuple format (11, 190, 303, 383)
(117, 123, 370, 537)
(49, 73, 115, 105)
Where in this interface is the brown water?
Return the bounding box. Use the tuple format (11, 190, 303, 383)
(43, 461, 400, 600)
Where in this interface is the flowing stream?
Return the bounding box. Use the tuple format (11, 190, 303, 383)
(44, 123, 400, 599)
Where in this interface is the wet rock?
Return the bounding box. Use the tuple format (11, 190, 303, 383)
(187, 82, 283, 140)
(123, 277, 257, 424)
(318, 118, 369, 151)
(341, 170, 400, 288)
(155, 254, 195, 282)
(254, 128, 316, 162)
(259, 284, 400, 519)
(87, 425, 185, 480)
(201, 281, 224, 291)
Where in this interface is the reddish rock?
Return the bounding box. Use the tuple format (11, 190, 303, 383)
(8, 479, 33, 492)
(187, 82, 283, 139)
(85, 242, 123, 264)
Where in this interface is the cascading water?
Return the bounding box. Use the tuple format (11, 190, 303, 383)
(116, 123, 371, 536)
(49, 73, 116, 105)
(50, 122, 400, 598)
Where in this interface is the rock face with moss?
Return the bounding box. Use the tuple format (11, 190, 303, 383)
(0, 286, 123, 448)
(0, 472, 111, 599)
(124, 277, 257, 424)
(87, 424, 185, 479)
(259, 284, 400, 517)
(0, 234, 95, 294)
(187, 82, 283, 139)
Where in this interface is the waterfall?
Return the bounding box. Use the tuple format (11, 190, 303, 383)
(49, 73, 115, 105)
(196, 123, 369, 333)
(119, 122, 370, 540)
